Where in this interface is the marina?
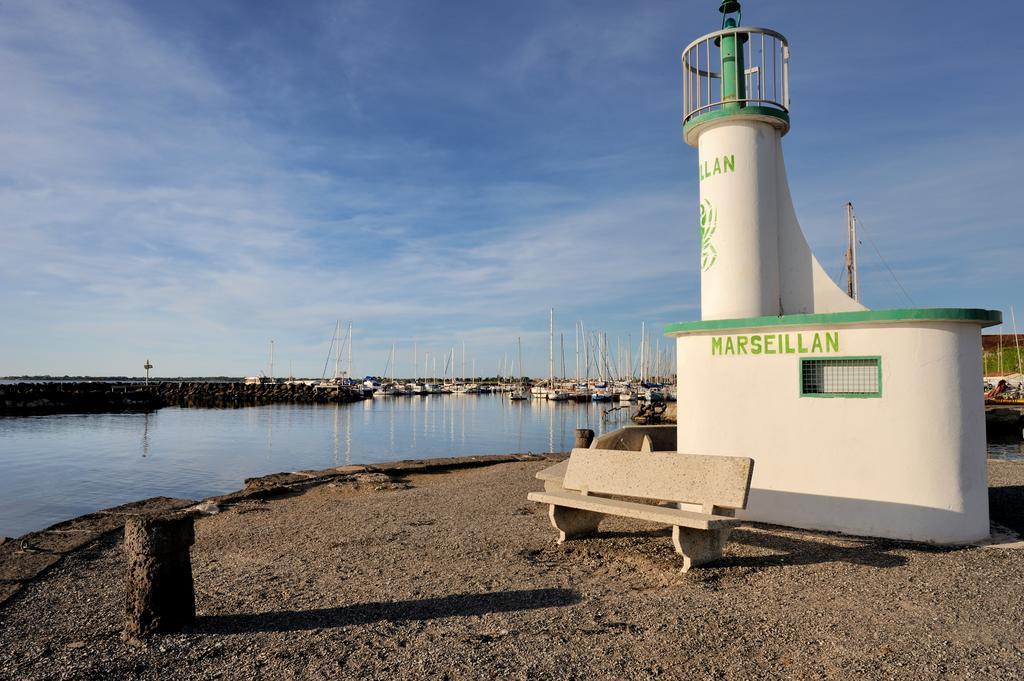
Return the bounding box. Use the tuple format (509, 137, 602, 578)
(0, 394, 637, 539)
(1, 0, 1021, 677)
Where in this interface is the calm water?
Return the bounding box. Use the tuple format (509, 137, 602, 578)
(987, 441, 1024, 461)
(1, 394, 1019, 538)
(0, 395, 634, 538)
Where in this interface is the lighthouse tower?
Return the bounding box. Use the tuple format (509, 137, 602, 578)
(666, 2, 1001, 544)
(685, 1, 863, 320)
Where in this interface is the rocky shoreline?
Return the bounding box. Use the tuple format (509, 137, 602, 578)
(0, 381, 366, 415)
(0, 453, 549, 609)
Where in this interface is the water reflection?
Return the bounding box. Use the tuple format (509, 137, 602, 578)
(140, 412, 151, 458)
(0, 396, 615, 537)
(988, 440, 1024, 461)
(262, 394, 635, 465)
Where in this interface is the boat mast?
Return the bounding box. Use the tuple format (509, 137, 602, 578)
(334, 320, 341, 379)
(616, 336, 621, 382)
(995, 327, 1003, 374)
(560, 333, 565, 383)
(548, 308, 554, 388)
(622, 333, 630, 382)
(518, 336, 523, 384)
(655, 337, 660, 383)
(845, 202, 859, 301)
(1012, 307, 1023, 375)
(347, 321, 353, 379)
(269, 339, 274, 380)
(640, 322, 646, 384)
(575, 322, 580, 386)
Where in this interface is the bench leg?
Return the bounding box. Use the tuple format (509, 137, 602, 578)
(548, 505, 603, 544)
(672, 526, 730, 573)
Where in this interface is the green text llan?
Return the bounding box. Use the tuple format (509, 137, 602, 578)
(698, 154, 735, 182)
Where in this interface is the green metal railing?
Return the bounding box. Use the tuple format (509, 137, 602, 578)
(682, 26, 789, 127)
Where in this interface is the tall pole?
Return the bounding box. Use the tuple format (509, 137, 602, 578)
(549, 308, 555, 387)
(845, 202, 859, 301)
(560, 333, 565, 382)
(627, 334, 633, 382)
(462, 341, 466, 383)
(1012, 307, 1023, 375)
(598, 333, 606, 382)
(585, 319, 593, 382)
(616, 336, 621, 382)
(655, 337, 660, 383)
(640, 322, 646, 384)
(995, 327, 1003, 374)
(347, 322, 353, 379)
(334, 320, 341, 379)
(518, 337, 523, 383)
(575, 322, 580, 386)
(270, 340, 275, 380)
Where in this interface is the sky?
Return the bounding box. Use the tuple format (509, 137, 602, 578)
(1, 0, 1022, 378)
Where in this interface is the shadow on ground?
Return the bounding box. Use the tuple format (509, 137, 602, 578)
(719, 527, 922, 570)
(194, 587, 579, 634)
(990, 485, 1024, 535)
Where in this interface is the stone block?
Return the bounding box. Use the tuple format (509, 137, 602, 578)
(123, 513, 196, 638)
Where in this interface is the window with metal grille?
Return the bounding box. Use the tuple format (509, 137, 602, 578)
(800, 357, 881, 398)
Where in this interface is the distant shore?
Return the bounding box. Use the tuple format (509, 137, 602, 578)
(0, 381, 365, 415)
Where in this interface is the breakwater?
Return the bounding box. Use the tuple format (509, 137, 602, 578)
(155, 382, 364, 408)
(0, 382, 365, 415)
(0, 382, 164, 415)
(986, 406, 1024, 436)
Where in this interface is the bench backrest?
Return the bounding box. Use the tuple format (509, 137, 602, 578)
(562, 448, 754, 510)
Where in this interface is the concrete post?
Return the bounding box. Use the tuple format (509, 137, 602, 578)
(574, 428, 595, 449)
(123, 512, 196, 639)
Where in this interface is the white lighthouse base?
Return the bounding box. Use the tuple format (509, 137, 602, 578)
(668, 308, 1000, 544)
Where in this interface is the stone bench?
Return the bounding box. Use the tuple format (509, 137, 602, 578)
(528, 448, 754, 572)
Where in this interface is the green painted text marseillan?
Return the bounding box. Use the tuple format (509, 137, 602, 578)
(711, 331, 840, 356)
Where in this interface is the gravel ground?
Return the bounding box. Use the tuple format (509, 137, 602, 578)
(1, 460, 1023, 680)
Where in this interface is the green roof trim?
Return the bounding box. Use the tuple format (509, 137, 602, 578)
(683, 106, 790, 137)
(664, 308, 1003, 335)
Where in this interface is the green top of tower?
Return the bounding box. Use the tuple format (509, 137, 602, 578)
(680, 1, 791, 145)
(719, 1, 741, 27)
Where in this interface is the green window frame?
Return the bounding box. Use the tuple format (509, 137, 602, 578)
(800, 356, 882, 398)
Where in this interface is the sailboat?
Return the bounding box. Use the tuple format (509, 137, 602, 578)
(510, 337, 528, 400)
(378, 344, 402, 395)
